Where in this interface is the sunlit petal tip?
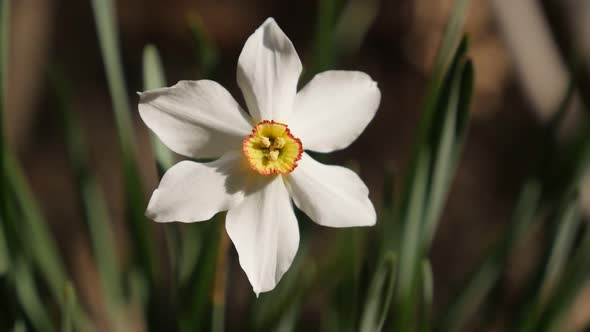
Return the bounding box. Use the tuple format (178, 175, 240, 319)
(289, 70, 381, 153)
(145, 156, 245, 223)
(237, 17, 302, 122)
(226, 177, 299, 295)
(262, 17, 277, 25)
(286, 153, 377, 228)
(138, 80, 253, 158)
(145, 190, 165, 222)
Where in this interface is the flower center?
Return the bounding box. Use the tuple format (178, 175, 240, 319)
(242, 120, 303, 175)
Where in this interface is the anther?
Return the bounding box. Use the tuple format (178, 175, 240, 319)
(273, 137, 286, 149)
(267, 150, 279, 161)
(260, 136, 271, 148)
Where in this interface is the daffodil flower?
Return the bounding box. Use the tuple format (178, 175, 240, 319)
(139, 18, 381, 295)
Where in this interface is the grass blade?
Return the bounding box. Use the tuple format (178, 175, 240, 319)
(540, 197, 581, 302)
(333, 0, 379, 58)
(211, 231, 229, 332)
(414, 0, 469, 148)
(11, 321, 25, 332)
(535, 228, 590, 331)
(422, 57, 474, 248)
(394, 3, 470, 324)
(359, 252, 397, 332)
(142, 45, 175, 173)
(50, 69, 124, 328)
(396, 148, 431, 330)
(310, 0, 342, 76)
(5, 153, 66, 304)
(516, 195, 582, 332)
(187, 15, 218, 78)
(90, 0, 136, 155)
(62, 281, 79, 332)
(179, 220, 222, 331)
(420, 259, 434, 332)
(251, 251, 311, 332)
(379, 163, 400, 256)
(5, 152, 88, 331)
(0, 216, 8, 275)
(90, 0, 155, 280)
(329, 229, 364, 332)
(0, 0, 10, 274)
(13, 260, 55, 332)
(436, 180, 542, 331)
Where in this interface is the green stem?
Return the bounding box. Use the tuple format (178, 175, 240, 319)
(211, 226, 229, 332)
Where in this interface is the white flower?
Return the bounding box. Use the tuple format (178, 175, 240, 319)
(138, 18, 381, 295)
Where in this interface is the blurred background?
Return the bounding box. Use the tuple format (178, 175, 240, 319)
(4, 0, 590, 331)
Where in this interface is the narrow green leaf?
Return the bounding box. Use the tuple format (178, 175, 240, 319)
(62, 281, 77, 332)
(273, 302, 300, 332)
(50, 69, 122, 306)
(436, 180, 542, 331)
(420, 259, 434, 332)
(11, 321, 25, 332)
(5, 153, 89, 331)
(422, 58, 473, 248)
(310, 0, 341, 75)
(210, 230, 230, 332)
(333, 0, 379, 58)
(177, 225, 201, 286)
(5, 153, 66, 304)
(90, 0, 155, 280)
(142, 45, 178, 297)
(517, 196, 582, 332)
(394, 6, 471, 321)
(187, 14, 219, 78)
(414, 0, 469, 148)
(13, 260, 55, 332)
(540, 197, 581, 303)
(452, 58, 474, 157)
(0, 0, 11, 273)
(0, 216, 8, 274)
(128, 268, 149, 308)
(142, 45, 175, 173)
(359, 253, 397, 332)
(179, 220, 222, 331)
(535, 228, 590, 331)
(436, 259, 500, 332)
(210, 302, 224, 332)
(379, 163, 400, 255)
(332, 228, 364, 332)
(90, 0, 136, 156)
(396, 148, 431, 330)
(252, 246, 311, 331)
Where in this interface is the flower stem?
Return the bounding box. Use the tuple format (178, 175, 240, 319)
(211, 224, 229, 332)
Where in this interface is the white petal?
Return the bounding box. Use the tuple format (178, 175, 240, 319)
(237, 18, 302, 122)
(288, 71, 381, 153)
(285, 153, 376, 227)
(146, 152, 246, 223)
(226, 176, 299, 295)
(139, 80, 253, 159)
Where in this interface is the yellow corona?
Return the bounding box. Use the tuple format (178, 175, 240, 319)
(242, 120, 303, 175)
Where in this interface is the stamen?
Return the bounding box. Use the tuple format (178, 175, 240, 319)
(273, 137, 285, 149)
(260, 136, 271, 148)
(267, 150, 279, 161)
